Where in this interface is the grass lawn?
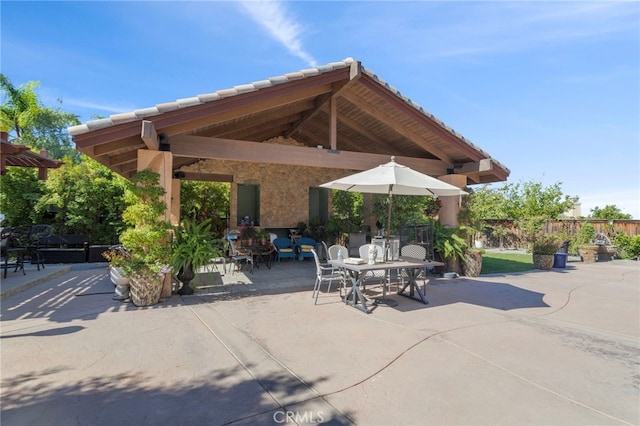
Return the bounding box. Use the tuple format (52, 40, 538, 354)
(481, 251, 534, 274)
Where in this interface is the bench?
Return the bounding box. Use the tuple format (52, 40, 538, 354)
(37, 234, 89, 264)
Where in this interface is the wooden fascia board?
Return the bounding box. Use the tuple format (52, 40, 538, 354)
(170, 135, 447, 175)
(73, 120, 141, 149)
(359, 76, 484, 161)
(157, 71, 349, 135)
(341, 90, 454, 165)
(71, 68, 349, 149)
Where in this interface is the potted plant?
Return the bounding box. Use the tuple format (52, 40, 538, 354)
(531, 233, 560, 270)
(462, 248, 484, 277)
(171, 218, 222, 295)
(256, 229, 270, 245)
(102, 244, 132, 300)
(433, 221, 467, 275)
(240, 225, 257, 246)
(573, 222, 598, 263)
(119, 169, 171, 306)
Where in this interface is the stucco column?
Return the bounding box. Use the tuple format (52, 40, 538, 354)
(437, 174, 467, 227)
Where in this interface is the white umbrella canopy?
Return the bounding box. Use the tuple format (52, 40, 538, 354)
(320, 156, 467, 253)
(320, 156, 467, 197)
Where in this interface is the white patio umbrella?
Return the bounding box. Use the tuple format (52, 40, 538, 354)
(320, 156, 467, 256)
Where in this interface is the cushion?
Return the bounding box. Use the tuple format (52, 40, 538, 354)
(300, 245, 314, 251)
(279, 248, 294, 252)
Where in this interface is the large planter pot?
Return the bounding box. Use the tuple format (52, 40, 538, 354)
(533, 254, 554, 270)
(578, 245, 599, 263)
(109, 267, 130, 300)
(129, 271, 163, 307)
(177, 264, 196, 295)
(462, 251, 483, 277)
(109, 266, 130, 286)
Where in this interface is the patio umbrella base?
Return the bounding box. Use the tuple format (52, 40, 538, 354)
(372, 297, 398, 307)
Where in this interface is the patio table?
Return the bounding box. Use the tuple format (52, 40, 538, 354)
(329, 257, 443, 313)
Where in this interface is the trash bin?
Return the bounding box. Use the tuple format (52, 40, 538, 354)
(553, 252, 567, 268)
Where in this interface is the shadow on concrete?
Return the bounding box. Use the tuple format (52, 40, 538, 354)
(1, 365, 353, 425)
(0, 325, 85, 339)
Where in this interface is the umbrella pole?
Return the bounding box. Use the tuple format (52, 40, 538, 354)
(385, 192, 392, 261)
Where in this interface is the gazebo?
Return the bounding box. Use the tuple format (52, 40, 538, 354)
(68, 58, 509, 230)
(0, 132, 63, 180)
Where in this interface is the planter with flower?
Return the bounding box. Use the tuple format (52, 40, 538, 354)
(118, 169, 172, 306)
(423, 196, 442, 218)
(531, 234, 560, 270)
(102, 245, 132, 300)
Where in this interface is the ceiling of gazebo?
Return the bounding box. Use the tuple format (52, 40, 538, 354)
(68, 58, 509, 184)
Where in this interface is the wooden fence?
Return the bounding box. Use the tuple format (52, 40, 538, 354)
(481, 219, 640, 249)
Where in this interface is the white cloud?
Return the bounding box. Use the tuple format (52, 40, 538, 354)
(237, 0, 317, 66)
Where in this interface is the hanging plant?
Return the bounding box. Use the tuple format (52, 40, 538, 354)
(423, 196, 442, 217)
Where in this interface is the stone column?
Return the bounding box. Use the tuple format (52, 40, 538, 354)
(437, 174, 468, 227)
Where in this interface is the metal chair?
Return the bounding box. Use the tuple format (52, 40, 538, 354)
(311, 249, 345, 304)
(229, 239, 253, 274)
(400, 244, 428, 287)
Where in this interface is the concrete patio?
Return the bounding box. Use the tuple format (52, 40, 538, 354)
(1, 259, 638, 425)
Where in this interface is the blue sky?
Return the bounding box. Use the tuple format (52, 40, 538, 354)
(2, 1, 639, 218)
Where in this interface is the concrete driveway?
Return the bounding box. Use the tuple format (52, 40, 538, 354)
(1, 260, 638, 425)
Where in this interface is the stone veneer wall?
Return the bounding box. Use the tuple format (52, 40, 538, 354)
(179, 137, 349, 229)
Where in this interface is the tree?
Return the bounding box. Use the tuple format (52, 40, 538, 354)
(0, 168, 45, 226)
(0, 73, 80, 161)
(589, 205, 632, 220)
(36, 158, 129, 243)
(179, 180, 230, 237)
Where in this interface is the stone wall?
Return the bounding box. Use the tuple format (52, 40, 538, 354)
(179, 145, 349, 229)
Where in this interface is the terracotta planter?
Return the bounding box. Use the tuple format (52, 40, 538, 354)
(533, 254, 554, 270)
(129, 271, 163, 306)
(578, 246, 599, 263)
(462, 251, 483, 277)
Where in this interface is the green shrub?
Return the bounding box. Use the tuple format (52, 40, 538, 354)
(531, 234, 560, 255)
(613, 234, 640, 259)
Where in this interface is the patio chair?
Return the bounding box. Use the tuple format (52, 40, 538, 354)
(400, 244, 428, 287)
(229, 239, 253, 274)
(348, 232, 366, 257)
(311, 249, 345, 304)
(273, 237, 295, 263)
(328, 244, 348, 262)
(358, 244, 389, 292)
(295, 237, 317, 262)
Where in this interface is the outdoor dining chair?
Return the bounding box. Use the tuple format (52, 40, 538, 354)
(229, 239, 253, 274)
(399, 244, 429, 287)
(273, 237, 296, 263)
(311, 249, 345, 305)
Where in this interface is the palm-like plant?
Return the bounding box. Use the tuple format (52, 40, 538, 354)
(171, 218, 222, 295)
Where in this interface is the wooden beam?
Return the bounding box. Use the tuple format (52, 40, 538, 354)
(285, 61, 362, 140)
(170, 135, 448, 175)
(340, 91, 454, 165)
(330, 96, 337, 150)
(141, 120, 159, 150)
(359, 76, 484, 161)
